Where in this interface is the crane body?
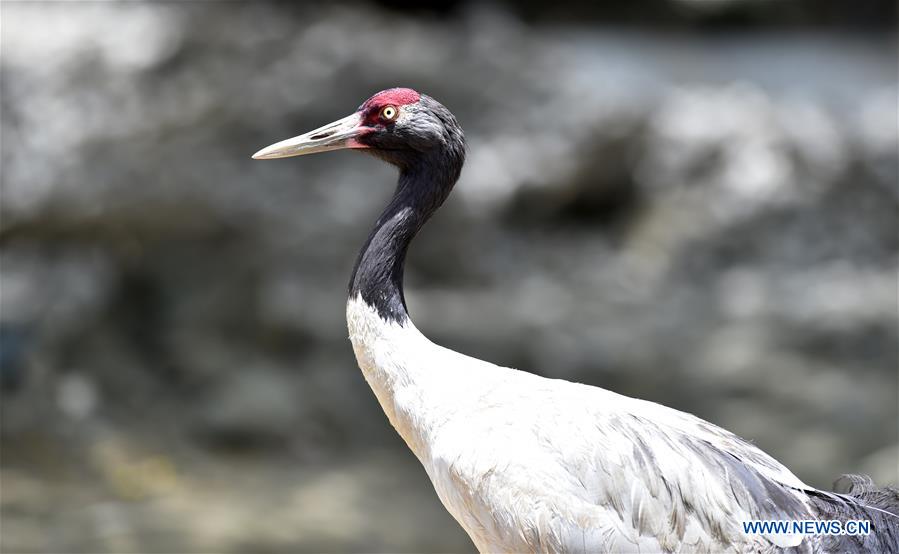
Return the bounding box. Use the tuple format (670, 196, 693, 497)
(254, 88, 899, 553)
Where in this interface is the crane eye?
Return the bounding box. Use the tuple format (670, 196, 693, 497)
(379, 105, 398, 122)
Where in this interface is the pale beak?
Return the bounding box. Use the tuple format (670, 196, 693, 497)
(252, 113, 369, 160)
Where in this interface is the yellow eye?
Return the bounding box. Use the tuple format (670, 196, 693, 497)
(380, 105, 398, 121)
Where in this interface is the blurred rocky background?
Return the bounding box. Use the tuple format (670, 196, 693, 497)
(1, 0, 896, 552)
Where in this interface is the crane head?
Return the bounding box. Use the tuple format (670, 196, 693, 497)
(252, 87, 464, 171)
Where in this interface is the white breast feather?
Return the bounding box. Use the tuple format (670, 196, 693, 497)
(347, 296, 813, 553)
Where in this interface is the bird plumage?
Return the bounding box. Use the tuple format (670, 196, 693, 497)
(348, 296, 898, 552)
(255, 87, 899, 553)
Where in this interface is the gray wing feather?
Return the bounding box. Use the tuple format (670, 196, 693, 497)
(806, 474, 899, 552)
(600, 412, 898, 551)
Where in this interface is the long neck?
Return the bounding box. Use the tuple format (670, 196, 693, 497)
(349, 157, 458, 323)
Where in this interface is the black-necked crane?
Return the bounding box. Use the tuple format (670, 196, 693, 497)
(253, 88, 898, 553)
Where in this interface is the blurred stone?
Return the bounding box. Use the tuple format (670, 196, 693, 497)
(56, 373, 98, 421)
(0, 2, 896, 552)
(197, 366, 300, 447)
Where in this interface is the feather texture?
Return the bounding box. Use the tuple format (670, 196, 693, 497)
(348, 295, 899, 553)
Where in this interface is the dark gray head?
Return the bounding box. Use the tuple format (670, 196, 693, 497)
(253, 87, 465, 180)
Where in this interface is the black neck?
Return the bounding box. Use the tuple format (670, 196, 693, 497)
(349, 155, 460, 323)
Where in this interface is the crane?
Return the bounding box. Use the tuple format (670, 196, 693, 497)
(253, 88, 899, 553)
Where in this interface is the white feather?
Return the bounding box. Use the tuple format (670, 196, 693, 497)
(347, 295, 813, 552)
